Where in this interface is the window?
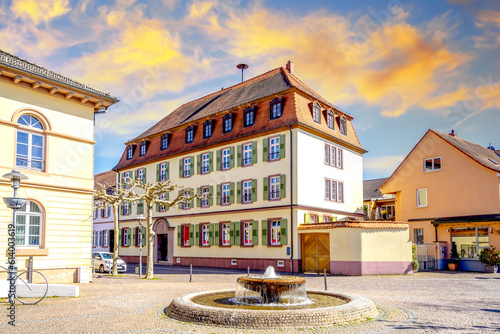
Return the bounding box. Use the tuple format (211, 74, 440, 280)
(158, 192, 166, 212)
(183, 157, 191, 177)
(270, 220, 281, 245)
(203, 120, 213, 138)
(243, 221, 253, 246)
(123, 171, 131, 189)
(126, 145, 133, 160)
(337, 148, 343, 168)
(92, 231, 97, 247)
(221, 148, 230, 170)
(242, 180, 252, 203)
(339, 116, 347, 135)
(269, 176, 280, 200)
(137, 200, 144, 214)
(325, 144, 330, 164)
(312, 103, 321, 123)
(104, 230, 109, 247)
(137, 168, 144, 183)
(381, 205, 395, 219)
(200, 186, 210, 207)
(185, 126, 194, 143)
(244, 107, 255, 127)
(122, 201, 130, 215)
(424, 157, 442, 172)
(325, 143, 342, 167)
(182, 225, 190, 246)
(417, 188, 427, 207)
(414, 229, 423, 244)
(16, 115, 45, 171)
(327, 110, 334, 129)
(323, 215, 332, 222)
(161, 134, 169, 150)
(139, 141, 147, 156)
(93, 209, 97, 219)
(269, 136, 280, 161)
(182, 190, 191, 210)
(243, 142, 253, 166)
(159, 162, 167, 181)
(98, 231, 103, 246)
(221, 223, 230, 246)
(270, 98, 282, 119)
(325, 179, 344, 202)
(223, 114, 233, 133)
(123, 228, 129, 246)
(15, 201, 42, 247)
(221, 183, 230, 205)
(201, 153, 210, 174)
(451, 226, 489, 259)
(309, 213, 318, 224)
(201, 224, 210, 246)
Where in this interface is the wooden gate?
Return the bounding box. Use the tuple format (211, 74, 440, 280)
(301, 233, 330, 274)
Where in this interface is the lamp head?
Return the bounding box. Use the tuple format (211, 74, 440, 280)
(2, 169, 28, 187)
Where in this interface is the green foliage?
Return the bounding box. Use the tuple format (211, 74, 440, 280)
(479, 246, 500, 266)
(412, 245, 419, 271)
(449, 247, 461, 263)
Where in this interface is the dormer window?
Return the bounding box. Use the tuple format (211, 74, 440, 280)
(244, 107, 255, 127)
(223, 114, 233, 133)
(126, 145, 134, 160)
(312, 103, 321, 123)
(203, 120, 213, 138)
(270, 97, 282, 120)
(139, 141, 147, 156)
(327, 110, 335, 129)
(185, 126, 194, 143)
(161, 134, 169, 150)
(339, 116, 347, 135)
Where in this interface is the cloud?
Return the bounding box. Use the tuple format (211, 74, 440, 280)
(475, 10, 500, 48)
(10, 0, 71, 25)
(364, 155, 405, 175)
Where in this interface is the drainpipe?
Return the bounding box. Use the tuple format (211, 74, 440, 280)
(289, 125, 294, 273)
(432, 223, 438, 242)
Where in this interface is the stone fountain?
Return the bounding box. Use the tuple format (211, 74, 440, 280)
(166, 266, 378, 329)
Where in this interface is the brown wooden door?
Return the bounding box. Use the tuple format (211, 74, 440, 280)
(301, 233, 330, 274)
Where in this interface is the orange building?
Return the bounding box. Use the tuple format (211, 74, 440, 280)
(380, 130, 500, 271)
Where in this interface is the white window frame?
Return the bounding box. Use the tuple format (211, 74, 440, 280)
(336, 148, 343, 168)
(92, 230, 97, 247)
(138, 168, 144, 182)
(123, 201, 130, 215)
(160, 162, 167, 181)
(202, 153, 210, 174)
(242, 180, 252, 203)
(324, 144, 330, 164)
(15, 200, 43, 247)
(269, 136, 280, 161)
(139, 142, 146, 156)
(269, 176, 280, 200)
(98, 230, 103, 246)
(424, 157, 442, 173)
(221, 223, 230, 246)
(243, 222, 252, 246)
(417, 188, 427, 208)
(16, 129, 45, 171)
(221, 183, 230, 205)
(243, 143, 252, 166)
(127, 146, 133, 159)
(201, 186, 210, 207)
(327, 111, 334, 129)
(201, 224, 210, 246)
(182, 190, 191, 210)
(270, 220, 281, 245)
(270, 101, 282, 119)
(221, 148, 230, 170)
(339, 116, 347, 135)
(325, 179, 330, 199)
(123, 171, 131, 188)
(312, 103, 321, 123)
(123, 228, 129, 246)
(159, 192, 166, 212)
(161, 135, 168, 150)
(183, 157, 191, 177)
(325, 179, 343, 203)
(104, 230, 109, 247)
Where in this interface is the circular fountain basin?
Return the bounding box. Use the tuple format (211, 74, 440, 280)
(237, 275, 307, 304)
(166, 289, 379, 329)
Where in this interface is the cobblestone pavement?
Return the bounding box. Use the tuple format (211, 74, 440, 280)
(1, 267, 499, 333)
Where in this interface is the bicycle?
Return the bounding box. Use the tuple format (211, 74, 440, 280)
(0, 264, 48, 305)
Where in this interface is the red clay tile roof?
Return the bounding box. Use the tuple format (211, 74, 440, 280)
(297, 221, 409, 230)
(94, 170, 117, 192)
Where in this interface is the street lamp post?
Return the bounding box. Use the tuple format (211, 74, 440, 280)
(2, 169, 28, 310)
(137, 215, 145, 278)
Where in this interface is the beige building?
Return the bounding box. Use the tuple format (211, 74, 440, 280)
(0, 50, 118, 283)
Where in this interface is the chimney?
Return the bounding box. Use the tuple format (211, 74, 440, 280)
(448, 129, 456, 137)
(286, 60, 294, 75)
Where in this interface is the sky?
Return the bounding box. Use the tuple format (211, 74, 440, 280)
(1, 0, 499, 180)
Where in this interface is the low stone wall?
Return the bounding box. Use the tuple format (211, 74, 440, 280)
(166, 289, 378, 329)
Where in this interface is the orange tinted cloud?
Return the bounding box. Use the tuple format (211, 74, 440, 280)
(10, 0, 71, 25)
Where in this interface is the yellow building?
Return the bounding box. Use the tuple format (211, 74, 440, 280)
(380, 129, 500, 271)
(0, 50, 118, 283)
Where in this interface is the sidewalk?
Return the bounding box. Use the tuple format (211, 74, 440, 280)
(1, 268, 499, 333)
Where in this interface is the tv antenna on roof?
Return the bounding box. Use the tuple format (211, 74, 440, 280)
(237, 63, 248, 82)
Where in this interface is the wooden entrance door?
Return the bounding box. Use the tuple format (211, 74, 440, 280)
(301, 233, 330, 274)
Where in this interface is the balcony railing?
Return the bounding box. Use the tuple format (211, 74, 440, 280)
(243, 157, 252, 166)
(269, 151, 279, 160)
(242, 193, 252, 203)
(221, 195, 230, 205)
(269, 190, 280, 200)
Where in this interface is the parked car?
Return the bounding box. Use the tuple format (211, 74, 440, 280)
(92, 252, 127, 273)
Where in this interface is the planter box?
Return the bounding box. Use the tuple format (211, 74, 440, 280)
(484, 265, 498, 273)
(448, 262, 458, 271)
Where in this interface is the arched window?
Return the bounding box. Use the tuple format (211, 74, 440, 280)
(16, 115, 45, 171)
(15, 201, 43, 247)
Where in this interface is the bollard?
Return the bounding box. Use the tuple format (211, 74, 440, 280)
(28, 256, 33, 283)
(247, 266, 250, 276)
(324, 268, 327, 290)
(189, 264, 192, 282)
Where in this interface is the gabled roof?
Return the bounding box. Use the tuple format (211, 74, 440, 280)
(381, 129, 500, 191)
(363, 178, 389, 201)
(94, 171, 117, 193)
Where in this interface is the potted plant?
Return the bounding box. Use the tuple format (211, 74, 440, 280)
(479, 246, 500, 273)
(448, 248, 460, 271)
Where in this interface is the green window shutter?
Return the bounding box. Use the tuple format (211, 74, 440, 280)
(252, 141, 257, 164)
(251, 179, 257, 202)
(195, 224, 199, 246)
(214, 223, 220, 246)
(304, 212, 310, 224)
(263, 138, 268, 162)
(261, 220, 268, 245)
(177, 227, 181, 246)
(178, 159, 183, 178)
(119, 228, 123, 246)
(280, 174, 286, 199)
(189, 224, 194, 246)
(216, 184, 221, 205)
(237, 145, 242, 167)
(230, 147, 235, 168)
(127, 227, 132, 246)
(230, 222, 235, 245)
(128, 202, 132, 213)
(234, 222, 241, 246)
(263, 177, 269, 200)
(190, 156, 194, 176)
(143, 168, 147, 183)
(135, 169, 138, 180)
(156, 164, 160, 182)
(252, 220, 258, 246)
(178, 190, 182, 209)
(230, 182, 235, 204)
(209, 151, 214, 172)
(190, 188, 194, 207)
(165, 192, 170, 211)
(279, 134, 286, 159)
(166, 161, 170, 179)
(209, 185, 214, 206)
(120, 172, 124, 189)
(319, 214, 323, 223)
(197, 154, 201, 174)
(142, 227, 146, 246)
(280, 219, 288, 245)
(156, 202, 160, 212)
(132, 227, 136, 246)
(236, 181, 242, 204)
(209, 223, 214, 246)
(196, 187, 201, 207)
(216, 150, 221, 171)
